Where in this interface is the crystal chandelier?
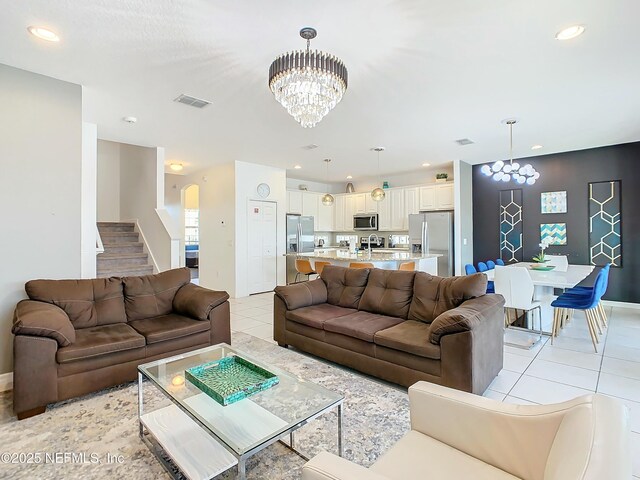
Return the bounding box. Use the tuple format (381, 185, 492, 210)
(371, 147, 386, 202)
(269, 28, 348, 128)
(481, 119, 540, 185)
(321, 159, 334, 206)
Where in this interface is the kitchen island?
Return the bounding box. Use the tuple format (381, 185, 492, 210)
(293, 249, 441, 275)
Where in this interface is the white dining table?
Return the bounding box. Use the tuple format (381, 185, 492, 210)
(485, 262, 595, 336)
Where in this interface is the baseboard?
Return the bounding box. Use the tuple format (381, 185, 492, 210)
(0, 372, 13, 392)
(602, 300, 640, 310)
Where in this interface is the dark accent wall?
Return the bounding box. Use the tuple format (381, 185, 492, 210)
(473, 141, 640, 303)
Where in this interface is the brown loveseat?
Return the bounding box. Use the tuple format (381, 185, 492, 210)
(274, 266, 504, 394)
(12, 267, 230, 419)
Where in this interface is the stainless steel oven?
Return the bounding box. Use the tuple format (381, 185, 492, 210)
(353, 214, 378, 231)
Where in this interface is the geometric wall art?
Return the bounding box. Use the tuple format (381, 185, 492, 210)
(589, 180, 622, 267)
(540, 223, 567, 245)
(499, 189, 523, 262)
(541, 191, 567, 214)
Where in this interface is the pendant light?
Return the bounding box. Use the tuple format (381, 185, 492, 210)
(481, 119, 540, 185)
(371, 147, 385, 202)
(321, 159, 334, 206)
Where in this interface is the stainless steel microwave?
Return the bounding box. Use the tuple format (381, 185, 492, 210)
(353, 214, 378, 231)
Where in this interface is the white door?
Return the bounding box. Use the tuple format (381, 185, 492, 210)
(248, 200, 278, 294)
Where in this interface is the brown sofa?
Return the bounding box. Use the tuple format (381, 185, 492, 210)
(274, 266, 504, 394)
(12, 267, 230, 419)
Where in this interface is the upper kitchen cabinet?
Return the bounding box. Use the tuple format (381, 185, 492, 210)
(436, 183, 454, 209)
(302, 192, 319, 229)
(389, 188, 405, 230)
(364, 193, 379, 214)
(317, 196, 334, 232)
(354, 193, 367, 214)
(334, 195, 346, 232)
(405, 187, 420, 217)
(377, 195, 391, 231)
(344, 195, 356, 231)
(418, 186, 436, 211)
(287, 190, 303, 214)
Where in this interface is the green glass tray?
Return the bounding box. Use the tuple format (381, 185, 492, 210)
(530, 264, 556, 271)
(185, 355, 279, 406)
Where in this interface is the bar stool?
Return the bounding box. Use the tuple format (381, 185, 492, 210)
(314, 261, 331, 276)
(295, 259, 316, 282)
(349, 262, 374, 269)
(398, 262, 415, 271)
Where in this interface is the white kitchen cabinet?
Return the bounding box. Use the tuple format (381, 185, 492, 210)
(317, 196, 334, 232)
(436, 183, 454, 209)
(302, 192, 319, 229)
(287, 190, 303, 214)
(354, 193, 366, 214)
(390, 188, 405, 231)
(419, 186, 436, 211)
(334, 195, 345, 232)
(404, 186, 420, 224)
(344, 195, 356, 231)
(377, 195, 391, 231)
(364, 193, 379, 214)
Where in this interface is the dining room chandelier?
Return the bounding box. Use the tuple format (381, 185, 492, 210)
(268, 27, 348, 128)
(481, 119, 540, 185)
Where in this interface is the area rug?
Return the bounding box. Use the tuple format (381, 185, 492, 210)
(0, 333, 409, 479)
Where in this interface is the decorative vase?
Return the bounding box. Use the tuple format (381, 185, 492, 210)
(346, 182, 355, 193)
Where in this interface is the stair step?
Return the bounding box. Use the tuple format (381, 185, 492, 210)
(97, 253, 149, 267)
(100, 232, 140, 244)
(102, 242, 144, 254)
(97, 222, 135, 233)
(97, 265, 154, 278)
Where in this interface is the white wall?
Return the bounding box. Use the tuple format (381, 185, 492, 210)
(81, 122, 98, 278)
(119, 144, 174, 272)
(0, 64, 82, 375)
(286, 178, 342, 194)
(235, 161, 287, 298)
(164, 173, 198, 267)
(96, 139, 121, 221)
(454, 160, 474, 275)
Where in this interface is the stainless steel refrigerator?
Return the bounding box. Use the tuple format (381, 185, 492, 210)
(409, 211, 454, 276)
(286, 214, 315, 284)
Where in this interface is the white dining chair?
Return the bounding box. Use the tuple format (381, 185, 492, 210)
(494, 266, 542, 349)
(545, 254, 569, 272)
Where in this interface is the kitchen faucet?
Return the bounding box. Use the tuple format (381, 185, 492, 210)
(367, 233, 380, 259)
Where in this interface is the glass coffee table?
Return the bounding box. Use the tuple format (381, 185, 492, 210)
(137, 343, 344, 479)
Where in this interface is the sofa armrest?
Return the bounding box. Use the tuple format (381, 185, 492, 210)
(173, 283, 229, 321)
(429, 294, 504, 344)
(408, 381, 594, 480)
(12, 300, 75, 346)
(274, 279, 327, 310)
(302, 452, 389, 480)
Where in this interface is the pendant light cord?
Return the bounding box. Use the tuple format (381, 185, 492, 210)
(509, 122, 513, 165)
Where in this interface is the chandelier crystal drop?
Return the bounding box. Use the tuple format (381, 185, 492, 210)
(371, 147, 386, 202)
(269, 28, 348, 128)
(481, 120, 539, 185)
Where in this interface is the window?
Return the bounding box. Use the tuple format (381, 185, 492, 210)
(185, 209, 199, 245)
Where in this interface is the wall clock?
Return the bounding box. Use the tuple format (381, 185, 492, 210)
(257, 183, 270, 198)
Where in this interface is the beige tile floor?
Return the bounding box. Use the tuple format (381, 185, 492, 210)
(230, 294, 640, 477)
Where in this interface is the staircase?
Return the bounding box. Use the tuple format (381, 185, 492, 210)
(97, 222, 154, 278)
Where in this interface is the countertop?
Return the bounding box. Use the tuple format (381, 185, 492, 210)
(290, 249, 441, 263)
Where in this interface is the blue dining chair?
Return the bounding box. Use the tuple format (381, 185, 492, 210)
(477, 262, 488, 272)
(464, 264, 477, 275)
(551, 267, 608, 352)
(562, 264, 611, 328)
(495, 259, 505, 266)
(474, 262, 494, 293)
(486, 260, 496, 270)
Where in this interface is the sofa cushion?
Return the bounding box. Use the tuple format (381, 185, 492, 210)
(56, 323, 145, 364)
(324, 311, 404, 343)
(359, 269, 416, 319)
(274, 279, 328, 310)
(321, 265, 370, 309)
(286, 304, 357, 329)
(122, 268, 191, 321)
(408, 272, 487, 324)
(26, 277, 126, 329)
(129, 313, 211, 344)
(374, 320, 441, 360)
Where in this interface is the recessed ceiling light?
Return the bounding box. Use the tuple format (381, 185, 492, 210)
(170, 163, 183, 172)
(27, 26, 60, 42)
(422, 163, 431, 167)
(294, 165, 302, 169)
(346, 175, 353, 179)
(555, 25, 585, 40)
(531, 144, 543, 150)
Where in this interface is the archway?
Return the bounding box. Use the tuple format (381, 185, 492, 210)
(183, 184, 199, 283)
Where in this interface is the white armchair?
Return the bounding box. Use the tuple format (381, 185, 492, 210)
(302, 382, 630, 480)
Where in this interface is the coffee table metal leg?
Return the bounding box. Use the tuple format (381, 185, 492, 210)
(290, 431, 295, 450)
(138, 372, 144, 437)
(337, 403, 343, 457)
(237, 457, 246, 480)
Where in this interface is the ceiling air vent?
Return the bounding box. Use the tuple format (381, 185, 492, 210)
(173, 94, 212, 109)
(302, 144, 319, 150)
(455, 138, 475, 146)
